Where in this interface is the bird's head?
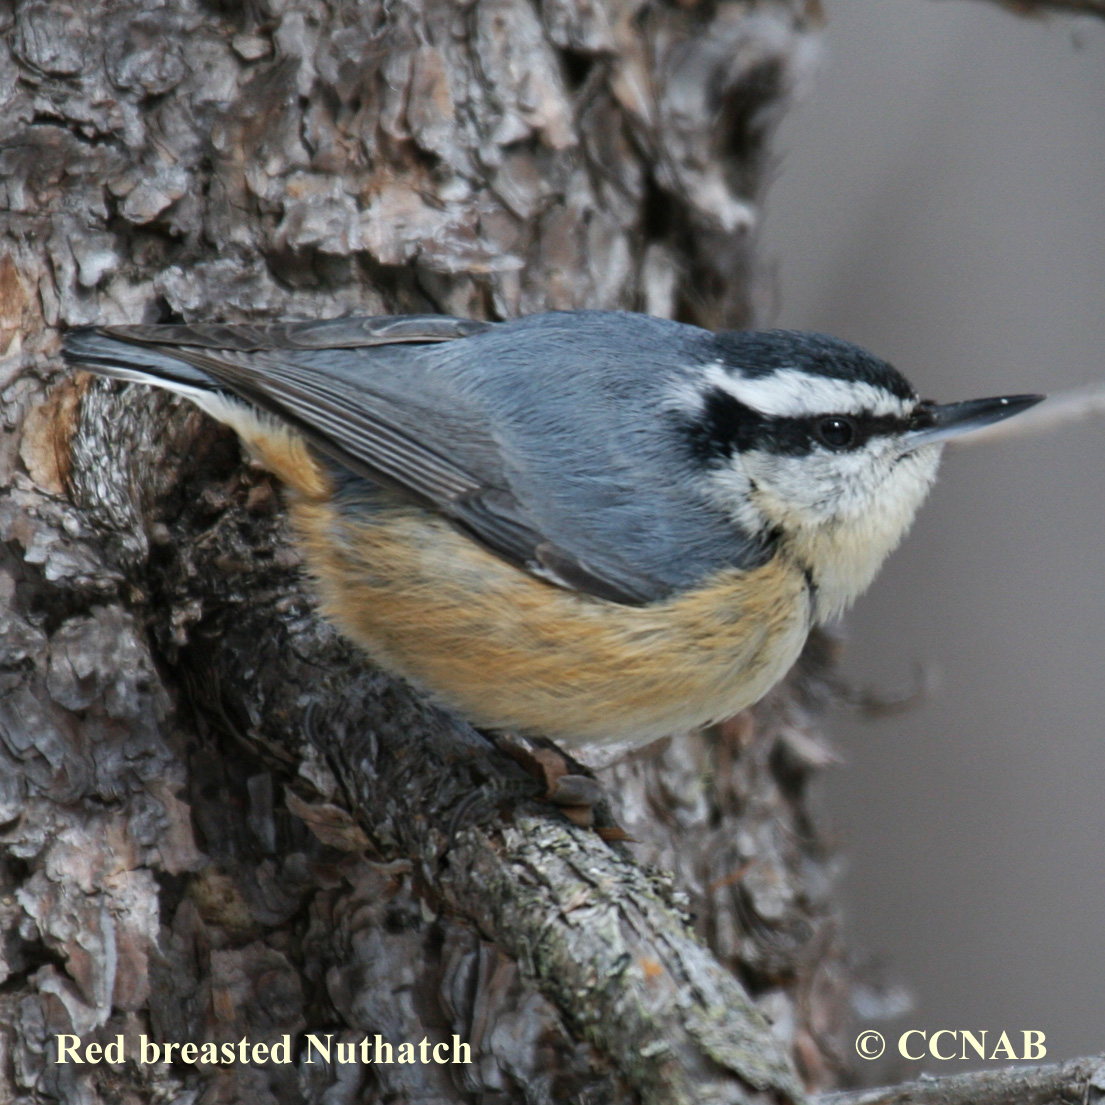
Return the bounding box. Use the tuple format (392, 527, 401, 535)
(672, 330, 1042, 619)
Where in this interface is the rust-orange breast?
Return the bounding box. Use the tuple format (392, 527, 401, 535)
(287, 486, 811, 747)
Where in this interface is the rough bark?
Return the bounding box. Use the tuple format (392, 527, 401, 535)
(0, 0, 861, 1102)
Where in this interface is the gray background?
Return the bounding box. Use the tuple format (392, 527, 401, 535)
(760, 0, 1105, 1077)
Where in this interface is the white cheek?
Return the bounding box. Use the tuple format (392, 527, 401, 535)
(740, 449, 881, 523)
(737, 442, 944, 618)
(819, 447, 943, 616)
(746, 439, 936, 523)
(880, 446, 943, 529)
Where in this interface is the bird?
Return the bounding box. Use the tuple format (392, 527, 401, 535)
(62, 310, 1042, 749)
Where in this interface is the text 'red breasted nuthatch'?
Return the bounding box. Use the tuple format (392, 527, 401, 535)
(63, 311, 1042, 748)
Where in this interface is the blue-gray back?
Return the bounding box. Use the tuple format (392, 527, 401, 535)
(65, 311, 770, 604)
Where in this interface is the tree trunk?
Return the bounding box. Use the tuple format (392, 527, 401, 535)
(0, 1, 854, 1102)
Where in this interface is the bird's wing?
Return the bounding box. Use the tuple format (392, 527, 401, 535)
(80, 316, 672, 606)
(102, 314, 492, 351)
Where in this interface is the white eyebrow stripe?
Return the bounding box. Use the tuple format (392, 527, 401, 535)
(699, 363, 913, 419)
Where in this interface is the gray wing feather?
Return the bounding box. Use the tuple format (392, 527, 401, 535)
(176, 344, 665, 603)
(66, 312, 757, 606)
(102, 315, 492, 351)
(174, 347, 482, 505)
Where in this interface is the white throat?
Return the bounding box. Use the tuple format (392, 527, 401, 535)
(734, 444, 944, 621)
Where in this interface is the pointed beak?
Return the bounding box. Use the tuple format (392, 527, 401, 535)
(905, 393, 1045, 449)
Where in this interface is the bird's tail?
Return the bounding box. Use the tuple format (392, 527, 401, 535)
(61, 327, 332, 498)
(62, 328, 219, 400)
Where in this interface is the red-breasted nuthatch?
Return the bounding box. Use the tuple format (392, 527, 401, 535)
(63, 311, 1042, 748)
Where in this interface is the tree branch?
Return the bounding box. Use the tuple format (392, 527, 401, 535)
(958, 0, 1105, 19)
(821, 1054, 1105, 1105)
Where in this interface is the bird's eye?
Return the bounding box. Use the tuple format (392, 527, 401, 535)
(815, 416, 857, 450)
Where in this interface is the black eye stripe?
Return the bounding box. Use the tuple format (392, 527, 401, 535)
(678, 389, 912, 463)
